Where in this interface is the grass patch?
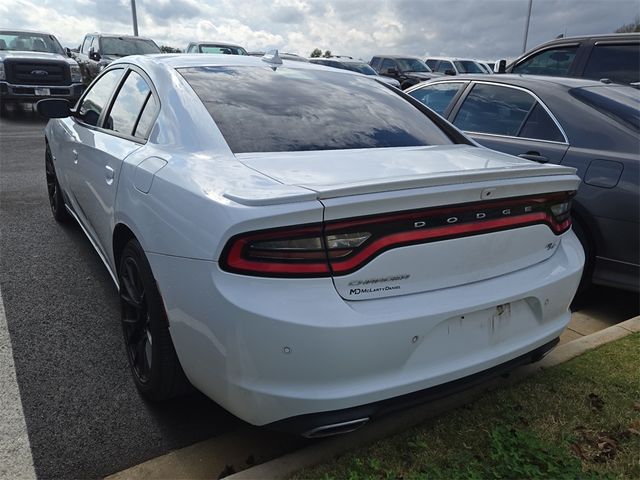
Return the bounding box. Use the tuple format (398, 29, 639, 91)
(293, 333, 640, 479)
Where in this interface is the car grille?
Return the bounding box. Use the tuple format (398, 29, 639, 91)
(4, 60, 71, 86)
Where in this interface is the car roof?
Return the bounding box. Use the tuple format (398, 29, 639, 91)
(426, 73, 608, 90)
(425, 57, 477, 61)
(371, 54, 423, 60)
(119, 52, 356, 73)
(191, 41, 244, 48)
(0, 29, 57, 36)
(309, 58, 367, 64)
(89, 33, 156, 41)
(532, 32, 639, 45)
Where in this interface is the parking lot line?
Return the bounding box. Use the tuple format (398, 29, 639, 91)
(0, 286, 36, 480)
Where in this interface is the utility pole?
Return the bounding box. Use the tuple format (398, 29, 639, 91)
(522, 0, 533, 53)
(131, 0, 139, 36)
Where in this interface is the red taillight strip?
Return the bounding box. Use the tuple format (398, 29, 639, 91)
(329, 212, 562, 274)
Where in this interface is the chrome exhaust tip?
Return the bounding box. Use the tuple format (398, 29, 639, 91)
(302, 417, 370, 438)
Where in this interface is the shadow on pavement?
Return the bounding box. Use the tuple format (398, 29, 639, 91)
(0, 101, 48, 125)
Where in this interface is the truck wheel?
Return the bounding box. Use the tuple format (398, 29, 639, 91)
(119, 239, 190, 401)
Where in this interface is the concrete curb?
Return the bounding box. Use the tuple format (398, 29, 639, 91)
(225, 316, 639, 480)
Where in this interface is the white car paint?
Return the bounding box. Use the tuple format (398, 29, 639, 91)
(44, 53, 584, 429)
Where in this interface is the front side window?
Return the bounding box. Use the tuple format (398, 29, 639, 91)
(104, 71, 151, 136)
(453, 83, 535, 136)
(180, 66, 453, 153)
(381, 58, 397, 71)
(583, 43, 639, 85)
(77, 68, 123, 126)
(512, 46, 578, 76)
(409, 82, 466, 116)
(81, 36, 92, 54)
(91, 36, 100, 52)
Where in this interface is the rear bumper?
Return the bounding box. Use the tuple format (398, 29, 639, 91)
(0, 81, 83, 103)
(147, 230, 584, 427)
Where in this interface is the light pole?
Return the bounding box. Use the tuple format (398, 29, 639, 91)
(522, 0, 533, 53)
(131, 0, 139, 36)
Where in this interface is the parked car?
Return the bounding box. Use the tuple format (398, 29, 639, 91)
(500, 33, 639, 86)
(186, 41, 248, 55)
(370, 55, 441, 89)
(309, 57, 401, 87)
(476, 60, 496, 74)
(38, 53, 583, 436)
(248, 51, 309, 62)
(425, 57, 487, 75)
(0, 29, 83, 107)
(75, 33, 160, 84)
(406, 75, 639, 293)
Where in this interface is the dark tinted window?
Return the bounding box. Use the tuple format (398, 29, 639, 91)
(453, 83, 535, 136)
(409, 82, 466, 116)
(512, 46, 578, 76)
(180, 66, 453, 153)
(396, 58, 431, 72)
(454, 60, 485, 74)
(370, 57, 381, 70)
(425, 59, 437, 69)
(134, 94, 159, 138)
(518, 103, 565, 142)
(77, 68, 123, 126)
(199, 45, 248, 55)
(436, 61, 454, 73)
(104, 71, 151, 135)
(583, 43, 639, 85)
(341, 62, 378, 75)
(570, 86, 640, 131)
(100, 37, 160, 55)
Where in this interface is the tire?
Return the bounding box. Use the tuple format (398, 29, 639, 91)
(45, 145, 71, 223)
(119, 239, 190, 401)
(570, 217, 593, 309)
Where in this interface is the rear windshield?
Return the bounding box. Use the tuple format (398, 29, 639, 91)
(570, 86, 640, 131)
(180, 66, 452, 153)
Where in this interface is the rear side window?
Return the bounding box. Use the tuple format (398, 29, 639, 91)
(512, 46, 578, 76)
(583, 43, 639, 85)
(518, 103, 565, 142)
(77, 68, 123, 126)
(409, 82, 466, 116)
(453, 83, 535, 136)
(425, 59, 437, 70)
(370, 57, 381, 70)
(180, 66, 453, 153)
(104, 71, 151, 136)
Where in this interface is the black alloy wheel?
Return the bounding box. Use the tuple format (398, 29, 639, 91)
(119, 239, 189, 400)
(45, 145, 70, 222)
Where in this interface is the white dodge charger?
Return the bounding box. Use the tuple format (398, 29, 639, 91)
(38, 53, 584, 437)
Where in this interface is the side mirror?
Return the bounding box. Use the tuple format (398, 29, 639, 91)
(385, 67, 398, 75)
(66, 47, 73, 58)
(496, 59, 507, 73)
(37, 99, 73, 118)
(444, 69, 455, 76)
(89, 48, 101, 61)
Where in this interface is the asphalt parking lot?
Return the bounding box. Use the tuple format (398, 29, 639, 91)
(1, 104, 638, 479)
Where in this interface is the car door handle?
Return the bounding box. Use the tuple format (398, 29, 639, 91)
(105, 165, 115, 185)
(518, 152, 549, 164)
(72, 149, 78, 164)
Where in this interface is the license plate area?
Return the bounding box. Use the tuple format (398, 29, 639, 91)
(35, 88, 50, 96)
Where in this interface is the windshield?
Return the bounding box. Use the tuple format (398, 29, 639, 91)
(454, 60, 485, 73)
(395, 58, 431, 73)
(100, 37, 160, 56)
(0, 31, 64, 55)
(341, 62, 378, 75)
(570, 86, 640, 131)
(200, 45, 248, 55)
(180, 66, 452, 153)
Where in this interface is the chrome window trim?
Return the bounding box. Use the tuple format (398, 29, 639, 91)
(418, 79, 569, 144)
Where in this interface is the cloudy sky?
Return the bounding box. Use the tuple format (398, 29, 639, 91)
(2, 0, 638, 60)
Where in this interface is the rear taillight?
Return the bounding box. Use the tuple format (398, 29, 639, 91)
(220, 192, 574, 277)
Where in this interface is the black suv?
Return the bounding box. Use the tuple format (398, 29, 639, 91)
(75, 33, 160, 84)
(369, 55, 441, 89)
(503, 33, 639, 86)
(0, 29, 84, 106)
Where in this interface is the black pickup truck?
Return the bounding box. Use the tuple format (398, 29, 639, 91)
(0, 30, 84, 107)
(74, 33, 161, 84)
